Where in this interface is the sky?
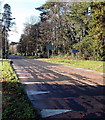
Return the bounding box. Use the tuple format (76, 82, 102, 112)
(1, 0, 102, 43)
(1, 0, 47, 43)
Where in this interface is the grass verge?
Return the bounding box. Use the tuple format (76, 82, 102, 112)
(38, 57, 105, 72)
(17, 55, 35, 59)
(0, 60, 40, 120)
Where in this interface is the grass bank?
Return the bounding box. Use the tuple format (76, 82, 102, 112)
(38, 57, 104, 72)
(17, 55, 36, 59)
(0, 60, 40, 120)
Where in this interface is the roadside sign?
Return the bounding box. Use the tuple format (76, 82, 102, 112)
(46, 45, 54, 50)
(72, 49, 79, 53)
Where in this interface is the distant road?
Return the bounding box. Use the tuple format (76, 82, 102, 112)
(10, 55, 105, 119)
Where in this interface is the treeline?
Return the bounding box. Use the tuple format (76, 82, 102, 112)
(17, 2, 105, 60)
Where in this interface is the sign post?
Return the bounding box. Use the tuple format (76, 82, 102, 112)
(72, 49, 79, 64)
(46, 44, 54, 58)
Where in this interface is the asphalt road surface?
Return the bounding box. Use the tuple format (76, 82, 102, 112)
(10, 55, 105, 120)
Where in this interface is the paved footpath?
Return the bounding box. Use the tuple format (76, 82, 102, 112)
(11, 55, 105, 120)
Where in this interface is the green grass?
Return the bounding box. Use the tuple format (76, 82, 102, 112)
(23, 56, 35, 59)
(19, 55, 36, 59)
(38, 58, 104, 72)
(0, 61, 40, 120)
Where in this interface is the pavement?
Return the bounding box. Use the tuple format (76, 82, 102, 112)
(10, 55, 105, 120)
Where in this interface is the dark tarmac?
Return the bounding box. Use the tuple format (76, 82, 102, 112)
(11, 55, 105, 119)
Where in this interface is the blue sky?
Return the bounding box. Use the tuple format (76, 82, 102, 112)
(2, 0, 47, 42)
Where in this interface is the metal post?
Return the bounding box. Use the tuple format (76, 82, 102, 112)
(5, 29, 6, 59)
(1, 31, 3, 65)
(0, 30, 3, 65)
(0, 1, 3, 64)
(52, 43, 54, 57)
(48, 49, 49, 58)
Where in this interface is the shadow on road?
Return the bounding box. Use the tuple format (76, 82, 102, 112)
(22, 80, 105, 119)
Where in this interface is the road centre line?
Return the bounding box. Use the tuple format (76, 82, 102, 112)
(23, 59, 98, 87)
(34, 63, 98, 87)
(63, 65, 104, 75)
(46, 69, 98, 87)
(71, 76, 97, 87)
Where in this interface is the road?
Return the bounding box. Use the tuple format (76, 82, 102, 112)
(10, 55, 105, 119)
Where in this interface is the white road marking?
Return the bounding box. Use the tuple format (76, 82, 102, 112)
(85, 70, 92, 72)
(18, 76, 31, 78)
(63, 65, 104, 75)
(16, 73, 25, 74)
(44, 67, 98, 87)
(41, 109, 72, 118)
(71, 76, 97, 87)
(100, 73, 105, 75)
(26, 90, 50, 95)
(75, 68, 83, 70)
(22, 82, 43, 84)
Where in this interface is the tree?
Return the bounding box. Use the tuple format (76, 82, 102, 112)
(73, 2, 105, 60)
(1, 3, 14, 58)
(17, 1, 105, 60)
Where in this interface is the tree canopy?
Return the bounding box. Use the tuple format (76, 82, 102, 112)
(18, 2, 105, 60)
